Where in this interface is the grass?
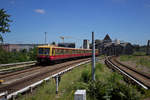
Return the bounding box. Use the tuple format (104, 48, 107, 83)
(77, 63, 143, 100)
(120, 52, 150, 68)
(120, 55, 135, 61)
(19, 60, 150, 100)
(137, 58, 150, 68)
(19, 63, 91, 100)
(132, 52, 146, 56)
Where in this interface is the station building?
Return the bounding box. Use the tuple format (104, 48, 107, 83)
(91, 34, 133, 55)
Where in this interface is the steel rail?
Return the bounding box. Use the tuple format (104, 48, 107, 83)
(0, 59, 91, 100)
(0, 61, 36, 67)
(114, 58, 150, 79)
(0, 61, 37, 75)
(105, 57, 148, 90)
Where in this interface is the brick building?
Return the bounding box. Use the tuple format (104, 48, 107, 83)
(92, 34, 133, 55)
(1, 44, 39, 52)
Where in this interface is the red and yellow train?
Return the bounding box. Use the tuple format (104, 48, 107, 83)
(37, 45, 99, 63)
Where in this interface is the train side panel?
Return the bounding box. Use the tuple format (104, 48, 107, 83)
(37, 45, 99, 63)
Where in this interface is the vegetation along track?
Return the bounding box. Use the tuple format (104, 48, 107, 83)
(105, 56, 150, 89)
(0, 58, 90, 95)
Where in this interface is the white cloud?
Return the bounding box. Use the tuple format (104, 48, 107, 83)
(34, 9, 45, 14)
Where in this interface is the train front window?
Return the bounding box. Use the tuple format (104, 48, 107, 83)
(38, 48, 43, 54)
(38, 48, 49, 55)
(44, 48, 50, 55)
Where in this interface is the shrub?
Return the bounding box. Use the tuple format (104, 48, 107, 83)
(86, 77, 141, 100)
(80, 69, 91, 83)
(76, 66, 141, 100)
(0, 47, 37, 64)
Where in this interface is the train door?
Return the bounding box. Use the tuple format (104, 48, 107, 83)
(52, 48, 55, 56)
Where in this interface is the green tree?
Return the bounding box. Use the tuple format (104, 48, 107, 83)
(0, 9, 12, 43)
(51, 41, 56, 45)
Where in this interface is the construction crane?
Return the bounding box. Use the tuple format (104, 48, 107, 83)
(59, 36, 72, 43)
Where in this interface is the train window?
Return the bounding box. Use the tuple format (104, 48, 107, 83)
(77, 50, 79, 54)
(74, 50, 76, 54)
(66, 49, 68, 54)
(60, 49, 63, 54)
(76, 50, 78, 54)
(55, 49, 59, 55)
(69, 50, 71, 54)
(38, 48, 43, 54)
(64, 49, 66, 54)
(73, 50, 75, 54)
(58, 49, 60, 54)
(70, 50, 72, 54)
(58, 49, 61, 55)
(60, 49, 62, 55)
(44, 48, 50, 55)
(66, 49, 69, 54)
(78, 50, 80, 54)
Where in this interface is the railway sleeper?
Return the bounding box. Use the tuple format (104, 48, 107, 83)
(105, 59, 149, 89)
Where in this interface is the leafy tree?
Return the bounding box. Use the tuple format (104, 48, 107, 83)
(51, 41, 56, 45)
(0, 9, 12, 43)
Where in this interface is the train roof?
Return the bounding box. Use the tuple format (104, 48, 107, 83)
(37, 45, 92, 50)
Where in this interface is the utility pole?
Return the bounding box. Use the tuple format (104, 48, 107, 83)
(92, 32, 95, 81)
(45, 32, 47, 44)
(56, 75, 59, 94)
(146, 40, 150, 55)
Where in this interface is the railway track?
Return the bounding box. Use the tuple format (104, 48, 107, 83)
(105, 56, 150, 89)
(0, 61, 37, 74)
(0, 58, 91, 99)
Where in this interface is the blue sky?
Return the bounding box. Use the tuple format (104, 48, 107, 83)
(1, 0, 150, 47)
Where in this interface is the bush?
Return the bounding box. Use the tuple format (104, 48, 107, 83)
(86, 76, 141, 100)
(75, 64, 141, 100)
(80, 69, 91, 83)
(0, 47, 37, 64)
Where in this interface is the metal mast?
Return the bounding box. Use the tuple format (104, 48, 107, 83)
(45, 32, 47, 44)
(92, 32, 95, 81)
